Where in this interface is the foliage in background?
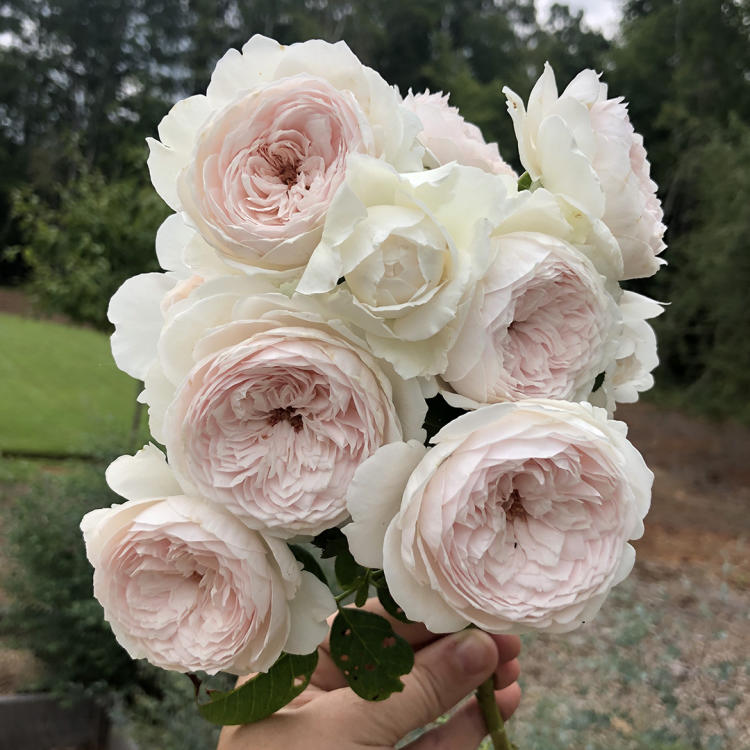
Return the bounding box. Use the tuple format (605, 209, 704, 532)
(7, 157, 167, 328)
(0, 463, 152, 693)
(653, 117, 750, 422)
(608, 0, 750, 421)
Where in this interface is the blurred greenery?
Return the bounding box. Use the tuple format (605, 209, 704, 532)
(8, 159, 167, 328)
(0, 462, 150, 692)
(0, 313, 146, 455)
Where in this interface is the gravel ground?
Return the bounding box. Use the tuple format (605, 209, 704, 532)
(505, 558, 750, 750)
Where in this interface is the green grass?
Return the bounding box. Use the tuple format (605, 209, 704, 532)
(0, 313, 144, 456)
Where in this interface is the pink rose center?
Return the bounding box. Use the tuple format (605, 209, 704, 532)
(186, 76, 371, 256)
(174, 329, 397, 535)
(101, 528, 270, 671)
(420, 442, 629, 616)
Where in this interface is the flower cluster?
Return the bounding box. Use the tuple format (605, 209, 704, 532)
(83, 36, 661, 704)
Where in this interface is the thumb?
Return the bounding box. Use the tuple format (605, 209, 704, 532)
(359, 629, 499, 744)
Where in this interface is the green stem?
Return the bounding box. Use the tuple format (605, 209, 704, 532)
(334, 588, 356, 605)
(334, 570, 372, 606)
(476, 675, 514, 750)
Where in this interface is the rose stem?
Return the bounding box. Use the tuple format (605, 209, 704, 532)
(475, 675, 514, 750)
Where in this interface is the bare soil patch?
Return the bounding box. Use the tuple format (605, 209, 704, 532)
(619, 401, 750, 586)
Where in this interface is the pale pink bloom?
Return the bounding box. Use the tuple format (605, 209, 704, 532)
(147, 36, 423, 274)
(589, 291, 664, 414)
(403, 90, 516, 176)
(345, 400, 651, 633)
(141, 282, 427, 538)
(81, 445, 334, 675)
(443, 231, 619, 406)
(504, 63, 666, 280)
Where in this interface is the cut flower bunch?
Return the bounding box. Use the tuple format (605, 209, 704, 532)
(82, 36, 665, 749)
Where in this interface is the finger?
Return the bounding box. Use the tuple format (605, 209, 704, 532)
(490, 633, 521, 664)
(494, 657, 520, 691)
(312, 598, 440, 691)
(403, 682, 522, 750)
(354, 628, 500, 744)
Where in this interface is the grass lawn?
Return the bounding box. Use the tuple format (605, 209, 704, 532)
(0, 313, 145, 456)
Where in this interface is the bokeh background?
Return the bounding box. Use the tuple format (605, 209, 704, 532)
(0, 1, 748, 748)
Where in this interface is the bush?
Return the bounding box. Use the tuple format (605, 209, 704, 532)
(0, 461, 154, 695)
(653, 116, 750, 423)
(7, 163, 167, 329)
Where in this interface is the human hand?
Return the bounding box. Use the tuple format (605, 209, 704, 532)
(217, 599, 521, 750)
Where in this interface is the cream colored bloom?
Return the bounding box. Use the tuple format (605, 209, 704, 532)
(81, 445, 334, 675)
(297, 155, 516, 378)
(504, 63, 666, 280)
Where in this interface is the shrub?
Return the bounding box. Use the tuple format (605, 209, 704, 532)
(7, 163, 167, 329)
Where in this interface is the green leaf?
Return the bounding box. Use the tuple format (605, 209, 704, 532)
(329, 609, 414, 701)
(311, 527, 349, 559)
(289, 544, 327, 585)
(517, 171, 532, 191)
(376, 583, 413, 624)
(354, 578, 370, 607)
(334, 548, 367, 589)
(197, 652, 318, 725)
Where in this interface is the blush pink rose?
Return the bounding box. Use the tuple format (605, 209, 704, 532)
(589, 291, 663, 414)
(443, 231, 619, 406)
(81, 445, 334, 675)
(345, 400, 652, 634)
(504, 63, 666, 280)
(144, 285, 427, 538)
(178, 76, 369, 270)
(403, 90, 516, 176)
(147, 36, 423, 273)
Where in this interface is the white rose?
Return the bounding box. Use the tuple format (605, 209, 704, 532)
(345, 400, 652, 634)
(147, 35, 423, 274)
(443, 231, 620, 406)
(297, 155, 516, 378)
(504, 63, 666, 280)
(81, 445, 334, 675)
(589, 291, 663, 413)
(107, 213, 248, 381)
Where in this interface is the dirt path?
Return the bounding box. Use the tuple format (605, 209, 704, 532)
(619, 402, 750, 587)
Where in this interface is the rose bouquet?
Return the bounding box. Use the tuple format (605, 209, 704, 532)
(82, 37, 665, 749)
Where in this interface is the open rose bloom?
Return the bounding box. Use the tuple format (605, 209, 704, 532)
(345, 400, 652, 634)
(81, 445, 334, 674)
(86, 36, 665, 739)
(148, 36, 423, 275)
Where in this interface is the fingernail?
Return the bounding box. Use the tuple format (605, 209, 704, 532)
(453, 630, 492, 674)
